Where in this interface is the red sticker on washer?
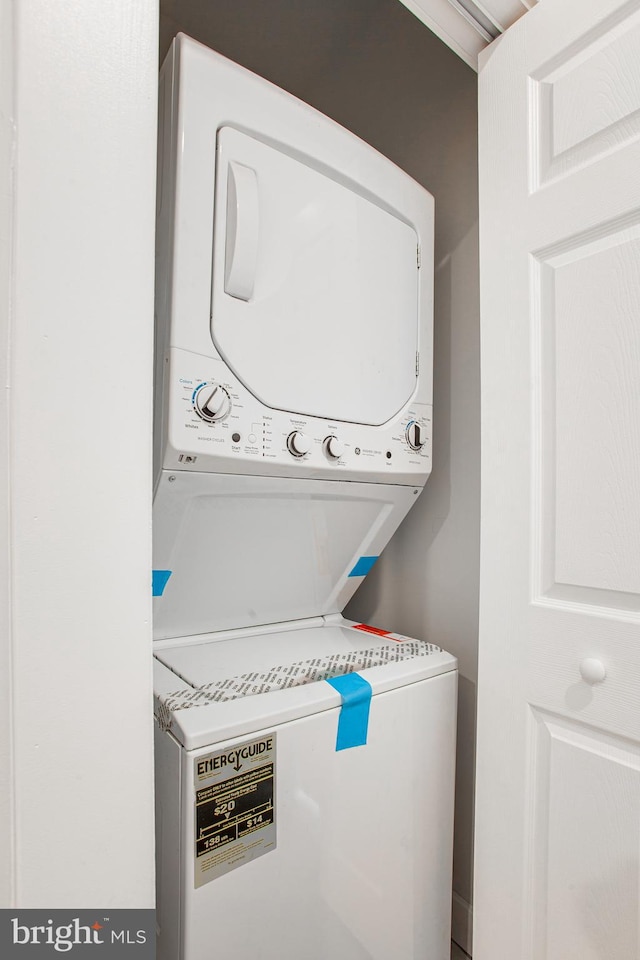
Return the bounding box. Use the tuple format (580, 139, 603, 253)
(354, 624, 391, 637)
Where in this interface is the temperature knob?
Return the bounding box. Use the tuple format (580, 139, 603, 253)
(194, 382, 231, 422)
(324, 436, 344, 460)
(406, 421, 425, 451)
(287, 431, 311, 457)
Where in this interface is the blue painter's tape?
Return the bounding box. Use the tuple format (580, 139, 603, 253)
(152, 570, 172, 597)
(348, 555, 379, 578)
(326, 673, 372, 751)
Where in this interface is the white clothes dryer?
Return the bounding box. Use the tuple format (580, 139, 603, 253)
(153, 35, 456, 960)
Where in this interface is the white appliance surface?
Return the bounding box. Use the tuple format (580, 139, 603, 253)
(152, 471, 420, 641)
(212, 126, 419, 426)
(154, 34, 434, 484)
(156, 619, 447, 687)
(154, 616, 457, 748)
(155, 624, 457, 960)
(153, 34, 453, 960)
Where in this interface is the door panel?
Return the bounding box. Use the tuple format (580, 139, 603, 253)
(211, 127, 419, 426)
(530, 6, 640, 186)
(534, 224, 640, 607)
(476, 0, 640, 956)
(526, 709, 640, 960)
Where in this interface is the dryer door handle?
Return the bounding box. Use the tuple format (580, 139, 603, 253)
(224, 161, 259, 301)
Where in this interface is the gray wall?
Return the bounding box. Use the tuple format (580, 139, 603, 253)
(160, 0, 480, 943)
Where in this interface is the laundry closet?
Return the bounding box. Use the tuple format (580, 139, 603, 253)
(155, 2, 640, 957)
(6, 1, 636, 958)
(153, 0, 480, 956)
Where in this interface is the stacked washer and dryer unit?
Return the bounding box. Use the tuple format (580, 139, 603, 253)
(153, 34, 457, 960)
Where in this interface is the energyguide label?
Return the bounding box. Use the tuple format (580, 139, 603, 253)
(194, 734, 276, 887)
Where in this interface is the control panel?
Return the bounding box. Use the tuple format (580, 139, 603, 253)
(159, 348, 432, 486)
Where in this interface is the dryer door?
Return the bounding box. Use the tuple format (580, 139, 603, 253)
(211, 127, 419, 426)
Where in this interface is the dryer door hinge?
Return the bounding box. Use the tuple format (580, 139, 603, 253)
(417, 244, 421, 269)
(416, 351, 420, 376)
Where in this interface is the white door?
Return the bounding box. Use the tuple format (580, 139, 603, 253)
(211, 126, 419, 425)
(475, 1, 640, 957)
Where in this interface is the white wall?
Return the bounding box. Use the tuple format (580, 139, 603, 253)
(159, 2, 480, 950)
(0, 0, 15, 906)
(0, 0, 158, 906)
(0, 0, 479, 921)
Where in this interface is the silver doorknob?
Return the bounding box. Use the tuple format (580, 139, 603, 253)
(579, 658, 606, 684)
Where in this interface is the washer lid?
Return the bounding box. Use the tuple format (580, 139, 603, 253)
(152, 471, 417, 642)
(156, 620, 444, 690)
(211, 127, 419, 426)
(154, 618, 457, 750)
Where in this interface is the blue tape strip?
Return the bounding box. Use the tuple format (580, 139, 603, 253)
(152, 570, 172, 597)
(348, 555, 379, 578)
(326, 673, 372, 751)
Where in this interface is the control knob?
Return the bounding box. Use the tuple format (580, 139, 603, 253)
(194, 382, 231, 422)
(324, 436, 345, 460)
(406, 421, 425, 451)
(287, 431, 311, 457)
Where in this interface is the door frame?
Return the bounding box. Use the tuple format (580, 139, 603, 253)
(0, 0, 159, 906)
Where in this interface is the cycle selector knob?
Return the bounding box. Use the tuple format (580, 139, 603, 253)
(194, 382, 231, 422)
(287, 431, 311, 457)
(406, 421, 425, 451)
(324, 436, 344, 460)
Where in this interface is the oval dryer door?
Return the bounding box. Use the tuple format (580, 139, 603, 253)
(211, 126, 419, 426)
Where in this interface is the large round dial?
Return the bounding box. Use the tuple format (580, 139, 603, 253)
(324, 436, 345, 460)
(193, 382, 231, 422)
(287, 431, 311, 457)
(406, 421, 425, 451)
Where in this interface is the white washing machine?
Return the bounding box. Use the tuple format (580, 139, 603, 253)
(153, 35, 457, 960)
